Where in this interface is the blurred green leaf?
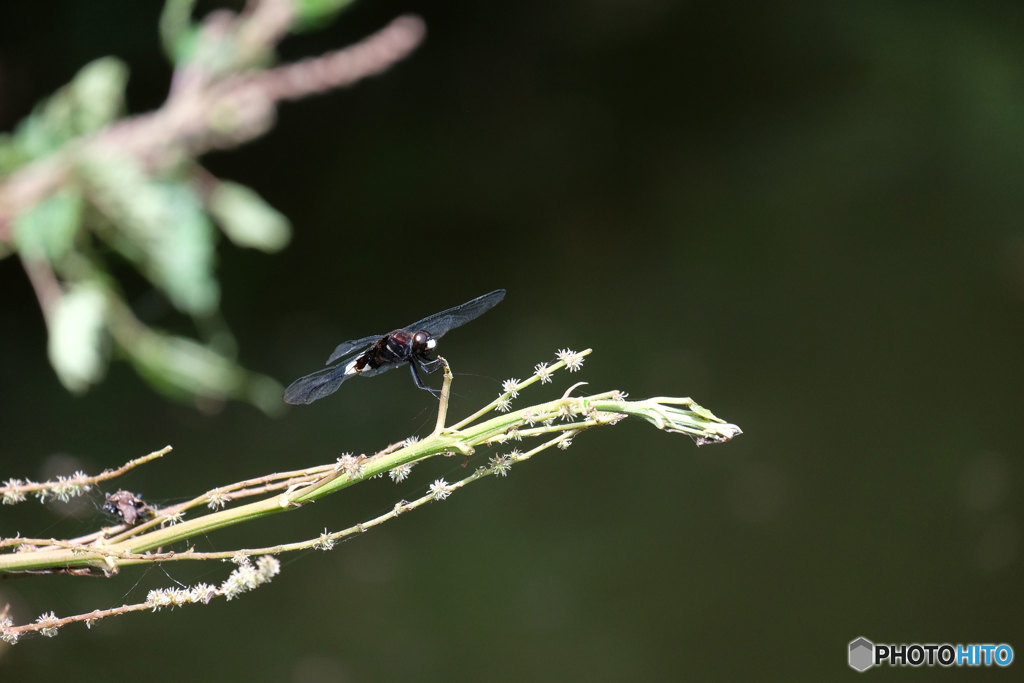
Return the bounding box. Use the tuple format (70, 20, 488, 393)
(47, 283, 110, 393)
(293, 0, 356, 30)
(0, 132, 24, 175)
(13, 57, 128, 160)
(82, 154, 220, 315)
(159, 0, 199, 64)
(132, 332, 242, 399)
(150, 182, 220, 315)
(11, 189, 84, 262)
(128, 329, 284, 415)
(69, 57, 129, 132)
(208, 180, 291, 252)
(15, 112, 62, 162)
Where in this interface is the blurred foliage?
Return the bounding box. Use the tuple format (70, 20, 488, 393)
(0, 58, 128, 172)
(0, 0, 409, 415)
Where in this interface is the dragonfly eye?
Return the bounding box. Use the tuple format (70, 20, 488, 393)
(412, 331, 435, 354)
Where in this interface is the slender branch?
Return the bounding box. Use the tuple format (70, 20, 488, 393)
(17, 256, 63, 324)
(1, 446, 171, 509)
(0, 554, 280, 643)
(0, 348, 741, 642)
(104, 460, 335, 545)
(0, 394, 734, 572)
(259, 15, 426, 102)
(451, 349, 594, 430)
(433, 356, 453, 434)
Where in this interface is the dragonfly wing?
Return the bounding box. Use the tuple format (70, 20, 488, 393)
(325, 335, 381, 365)
(351, 360, 401, 379)
(283, 363, 355, 405)
(286, 290, 504, 404)
(406, 289, 505, 338)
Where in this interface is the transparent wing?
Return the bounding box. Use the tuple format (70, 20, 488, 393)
(283, 362, 356, 405)
(325, 335, 381, 365)
(405, 289, 506, 338)
(285, 347, 405, 404)
(352, 362, 400, 379)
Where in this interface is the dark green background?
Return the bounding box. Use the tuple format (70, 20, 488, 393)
(2, 1, 1022, 680)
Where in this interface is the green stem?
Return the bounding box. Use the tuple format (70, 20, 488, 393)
(0, 390, 739, 575)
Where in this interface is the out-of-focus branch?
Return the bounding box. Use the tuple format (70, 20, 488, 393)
(0, 2, 426, 412)
(0, 14, 425, 227)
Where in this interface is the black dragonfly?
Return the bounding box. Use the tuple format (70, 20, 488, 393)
(283, 289, 506, 405)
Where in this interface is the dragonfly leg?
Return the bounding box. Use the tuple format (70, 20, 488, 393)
(410, 361, 441, 397)
(419, 356, 443, 374)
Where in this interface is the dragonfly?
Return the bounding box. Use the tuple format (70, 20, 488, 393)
(283, 289, 506, 405)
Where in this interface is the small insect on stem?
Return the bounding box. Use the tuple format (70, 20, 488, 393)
(104, 490, 156, 526)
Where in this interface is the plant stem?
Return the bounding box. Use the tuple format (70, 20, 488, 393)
(0, 352, 740, 576)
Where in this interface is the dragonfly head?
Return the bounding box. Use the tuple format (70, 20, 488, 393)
(411, 331, 437, 358)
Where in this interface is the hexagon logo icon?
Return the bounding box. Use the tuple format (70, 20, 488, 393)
(849, 637, 874, 672)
